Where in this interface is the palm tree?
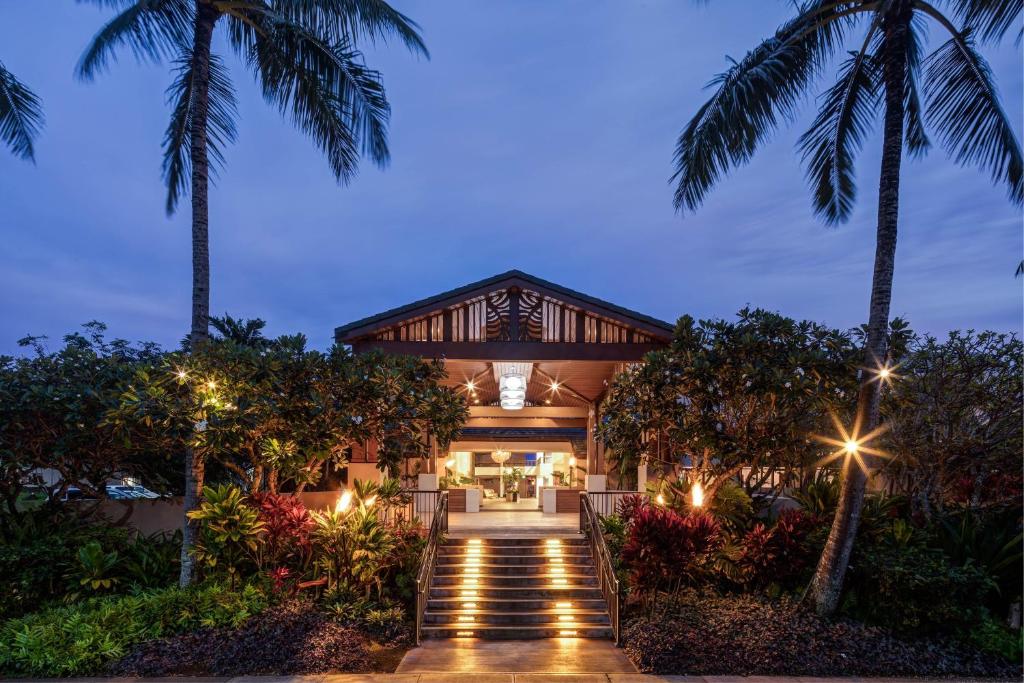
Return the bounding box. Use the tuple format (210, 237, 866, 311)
(0, 60, 43, 160)
(210, 313, 269, 348)
(672, 0, 1021, 615)
(77, 0, 426, 585)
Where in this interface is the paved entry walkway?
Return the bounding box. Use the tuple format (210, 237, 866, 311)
(448, 511, 579, 536)
(396, 638, 636, 674)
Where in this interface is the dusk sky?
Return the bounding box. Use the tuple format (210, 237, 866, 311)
(1, 1, 1021, 356)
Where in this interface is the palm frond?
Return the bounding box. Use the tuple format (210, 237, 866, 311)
(0, 61, 44, 161)
(950, 0, 1023, 43)
(923, 29, 1023, 204)
(798, 47, 882, 224)
(233, 8, 390, 183)
(671, 1, 865, 213)
(903, 12, 931, 157)
(77, 0, 193, 79)
(271, 0, 428, 57)
(162, 49, 239, 215)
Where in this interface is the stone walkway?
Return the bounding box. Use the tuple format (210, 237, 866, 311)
(396, 639, 636, 673)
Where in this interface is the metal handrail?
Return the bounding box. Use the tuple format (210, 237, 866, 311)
(414, 490, 448, 645)
(579, 492, 621, 644)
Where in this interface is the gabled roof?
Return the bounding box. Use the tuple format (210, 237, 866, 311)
(334, 269, 675, 342)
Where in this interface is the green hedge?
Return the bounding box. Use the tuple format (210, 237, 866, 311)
(0, 582, 268, 676)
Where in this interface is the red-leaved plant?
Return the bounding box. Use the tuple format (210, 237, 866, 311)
(251, 493, 313, 571)
(734, 508, 817, 590)
(615, 493, 649, 524)
(621, 505, 721, 603)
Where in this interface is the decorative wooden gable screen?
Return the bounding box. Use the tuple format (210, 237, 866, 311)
(373, 288, 654, 344)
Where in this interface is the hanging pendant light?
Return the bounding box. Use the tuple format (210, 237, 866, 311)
(493, 362, 532, 410)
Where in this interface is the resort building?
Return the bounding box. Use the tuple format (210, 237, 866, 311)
(335, 270, 674, 514)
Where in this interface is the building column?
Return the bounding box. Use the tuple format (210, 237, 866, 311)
(585, 403, 606, 491)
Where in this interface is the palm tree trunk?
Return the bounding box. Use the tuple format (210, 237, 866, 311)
(189, 2, 216, 347)
(179, 449, 206, 586)
(809, 5, 909, 616)
(180, 2, 218, 588)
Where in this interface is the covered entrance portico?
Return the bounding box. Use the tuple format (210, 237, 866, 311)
(335, 270, 673, 522)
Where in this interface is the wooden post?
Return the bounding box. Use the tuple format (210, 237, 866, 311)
(587, 403, 597, 475)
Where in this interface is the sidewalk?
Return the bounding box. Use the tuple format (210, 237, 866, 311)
(5, 676, 1014, 682)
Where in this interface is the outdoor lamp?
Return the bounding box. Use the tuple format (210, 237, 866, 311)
(690, 481, 705, 508)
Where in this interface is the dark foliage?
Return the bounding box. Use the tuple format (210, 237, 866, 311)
(843, 542, 996, 635)
(110, 599, 408, 675)
(624, 591, 1021, 677)
(621, 507, 721, 597)
(730, 508, 819, 590)
(0, 505, 183, 619)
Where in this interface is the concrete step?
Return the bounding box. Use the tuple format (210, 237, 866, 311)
(435, 562, 595, 576)
(429, 585, 604, 600)
(427, 535, 610, 641)
(432, 573, 597, 587)
(424, 610, 611, 625)
(437, 552, 594, 564)
(420, 624, 614, 639)
(427, 597, 608, 611)
(442, 538, 588, 548)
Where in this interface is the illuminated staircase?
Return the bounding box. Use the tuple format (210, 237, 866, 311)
(422, 536, 613, 639)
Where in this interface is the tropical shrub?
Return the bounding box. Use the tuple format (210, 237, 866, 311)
(621, 507, 721, 600)
(252, 492, 313, 571)
(935, 505, 1023, 612)
(843, 542, 995, 635)
(122, 530, 182, 590)
(364, 605, 408, 641)
(966, 617, 1023, 663)
(718, 509, 819, 591)
(790, 472, 839, 517)
(187, 485, 265, 586)
(67, 541, 123, 599)
(615, 493, 648, 524)
(0, 582, 269, 676)
(380, 522, 426, 606)
(599, 514, 628, 558)
(0, 509, 131, 618)
(311, 505, 395, 600)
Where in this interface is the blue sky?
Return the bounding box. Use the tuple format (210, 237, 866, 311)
(1, 0, 1021, 355)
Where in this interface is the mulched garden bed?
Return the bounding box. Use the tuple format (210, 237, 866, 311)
(623, 591, 1022, 678)
(109, 600, 410, 675)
